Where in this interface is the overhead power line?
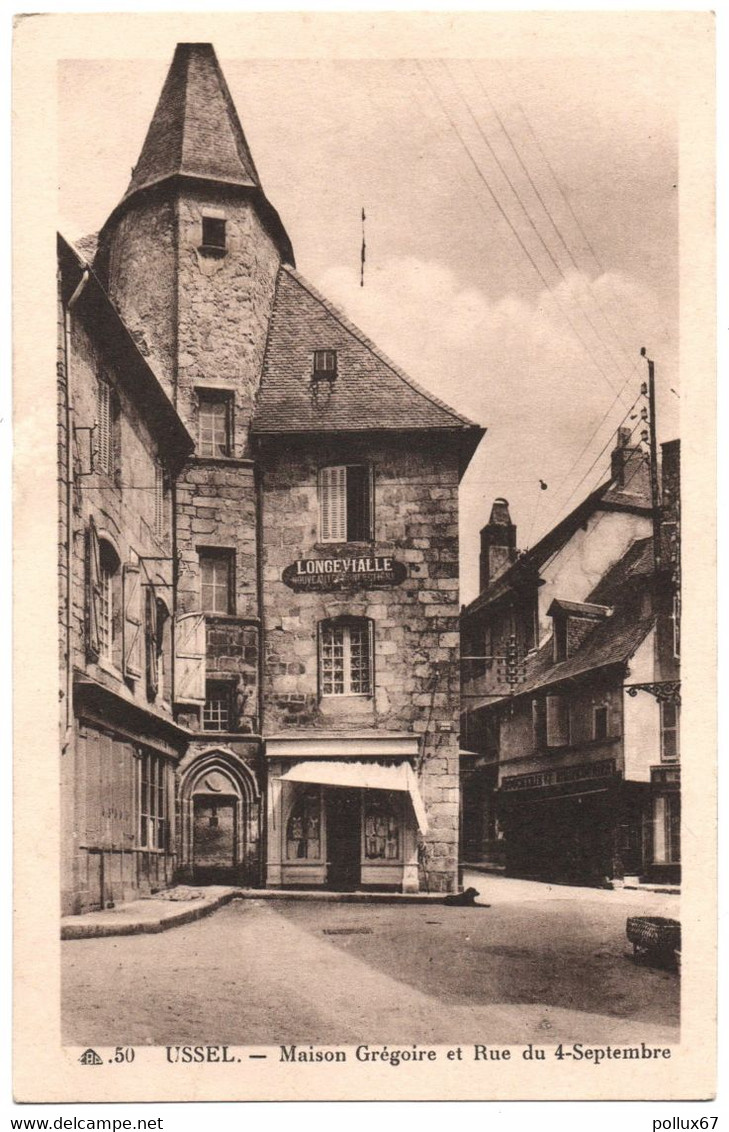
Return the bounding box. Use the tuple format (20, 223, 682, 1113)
(442, 62, 636, 386)
(491, 58, 672, 344)
(465, 61, 640, 371)
(416, 62, 632, 408)
(543, 375, 644, 524)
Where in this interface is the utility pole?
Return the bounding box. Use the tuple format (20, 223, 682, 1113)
(641, 347, 662, 574)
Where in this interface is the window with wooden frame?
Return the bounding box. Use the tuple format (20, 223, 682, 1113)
(95, 377, 119, 477)
(318, 464, 373, 542)
(319, 618, 373, 696)
(154, 462, 166, 538)
(593, 704, 609, 741)
(139, 749, 169, 850)
(197, 391, 232, 457)
(145, 588, 170, 702)
(553, 617, 568, 663)
(660, 701, 680, 761)
(89, 535, 122, 669)
(199, 548, 235, 614)
(653, 792, 680, 864)
(286, 789, 321, 860)
(202, 679, 234, 732)
(532, 698, 547, 749)
(363, 792, 401, 860)
(546, 694, 570, 748)
(312, 349, 337, 381)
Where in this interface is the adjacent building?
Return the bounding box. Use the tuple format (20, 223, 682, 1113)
(460, 431, 680, 885)
(59, 42, 484, 911)
(58, 235, 194, 915)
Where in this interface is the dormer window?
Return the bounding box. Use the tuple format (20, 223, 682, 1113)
(201, 212, 227, 252)
(548, 599, 612, 662)
(313, 349, 337, 381)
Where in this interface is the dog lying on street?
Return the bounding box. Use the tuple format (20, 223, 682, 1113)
(442, 887, 490, 907)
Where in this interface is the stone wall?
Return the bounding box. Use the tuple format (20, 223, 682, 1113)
(258, 432, 462, 891)
(59, 289, 183, 914)
(95, 197, 179, 397)
(175, 458, 258, 620)
(66, 301, 175, 688)
(176, 188, 281, 452)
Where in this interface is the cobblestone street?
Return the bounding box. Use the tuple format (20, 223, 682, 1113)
(62, 875, 679, 1049)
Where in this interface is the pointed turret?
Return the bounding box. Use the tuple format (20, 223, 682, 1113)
(123, 43, 261, 203)
(94, 43, 292, 401)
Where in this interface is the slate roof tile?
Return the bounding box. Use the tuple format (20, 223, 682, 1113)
(468, 537, 656, 708)
(252, 265, 484, 438)
(124, 44, 260, 202)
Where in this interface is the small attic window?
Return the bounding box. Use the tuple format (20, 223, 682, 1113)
(313, 349, 337, 381)
(201, 215, 227, 252)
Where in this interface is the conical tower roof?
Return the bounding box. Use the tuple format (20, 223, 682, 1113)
(123, 43, 261, 202)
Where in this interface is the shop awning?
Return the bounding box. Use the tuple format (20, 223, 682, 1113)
(277, 761, 428, 834)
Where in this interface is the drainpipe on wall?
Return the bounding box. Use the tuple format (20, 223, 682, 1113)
(62, 265, 90, 752)
(254, 456, 266, 887)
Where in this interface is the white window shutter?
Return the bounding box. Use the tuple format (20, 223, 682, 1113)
(320, 466, 347, 542)
(86, 517, 102, 660)
(546, 694, 569, 748)
(96, 381, 111, 474)
(123, 564, 143, 679)
(174, 613, 206, 703)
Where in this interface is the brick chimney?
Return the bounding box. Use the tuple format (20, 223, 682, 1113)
(610, 426, 650, 497)
(480, 498, 517, 591)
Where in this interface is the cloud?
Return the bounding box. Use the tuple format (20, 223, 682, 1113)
(315, 255, 676, 602)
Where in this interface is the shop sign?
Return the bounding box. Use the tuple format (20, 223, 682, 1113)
(282, 555, 408, 592)
(501, 758, 616, 793)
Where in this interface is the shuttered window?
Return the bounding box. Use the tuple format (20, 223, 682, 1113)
(86, 518, 102, 661)
(154, 463, 165, 537)
(122, 563, 142, 678)
(97, 379, 112, 475)
(174, 612, 206, 704)
(319, 464, 372, 542)
(99, 562, 113, 661)
(546, 694, 570, 748)
(91, 536, 120, 667)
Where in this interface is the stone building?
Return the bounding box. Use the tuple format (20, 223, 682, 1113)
(460, 431, 681, 885)
(62, 42, 484, 900)
(58, 234, 194, 915)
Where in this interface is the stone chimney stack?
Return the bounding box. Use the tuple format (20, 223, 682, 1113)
(610, 426, 649, 495)
(479, 498, 517, 592)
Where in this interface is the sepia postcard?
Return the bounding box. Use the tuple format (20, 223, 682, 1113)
(12, 9, 716, 1104)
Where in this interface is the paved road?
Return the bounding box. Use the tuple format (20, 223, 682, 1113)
(62, 874, 679, 1048)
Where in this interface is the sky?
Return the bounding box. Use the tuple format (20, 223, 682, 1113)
(58, 24, 682, 603)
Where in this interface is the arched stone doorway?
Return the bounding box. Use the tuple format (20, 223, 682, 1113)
(178, 749, 261, 886)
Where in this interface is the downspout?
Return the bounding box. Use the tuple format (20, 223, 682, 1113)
(62, 265, 90, 752)
(254, 453, 266, 886)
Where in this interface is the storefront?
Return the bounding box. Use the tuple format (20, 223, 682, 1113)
(63, 677, 190, 914)
(264, 735, 428, 892)
(497, 758, 650, 885)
